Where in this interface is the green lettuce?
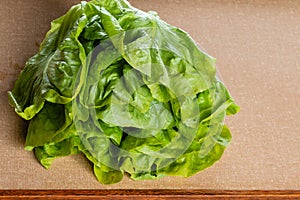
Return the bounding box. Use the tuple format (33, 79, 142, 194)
(8, 0, 239, 184)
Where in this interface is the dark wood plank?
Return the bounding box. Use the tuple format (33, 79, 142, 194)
(0, 190, 299, 199)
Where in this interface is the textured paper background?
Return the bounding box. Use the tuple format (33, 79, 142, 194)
(0, 0, 299, 190)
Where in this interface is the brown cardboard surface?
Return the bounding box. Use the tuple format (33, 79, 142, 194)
(0, 0, 299, 190)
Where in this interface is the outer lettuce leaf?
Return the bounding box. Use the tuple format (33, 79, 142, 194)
(25, 102, 71, 150)
(35, 135, 81, 169)
(8, 3, 87, 120)
(8, 0, 240, 185)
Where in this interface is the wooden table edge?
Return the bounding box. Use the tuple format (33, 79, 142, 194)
(0, 190, 300, 199)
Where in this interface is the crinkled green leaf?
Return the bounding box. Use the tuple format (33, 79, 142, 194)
(8, 4, 88, 120)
